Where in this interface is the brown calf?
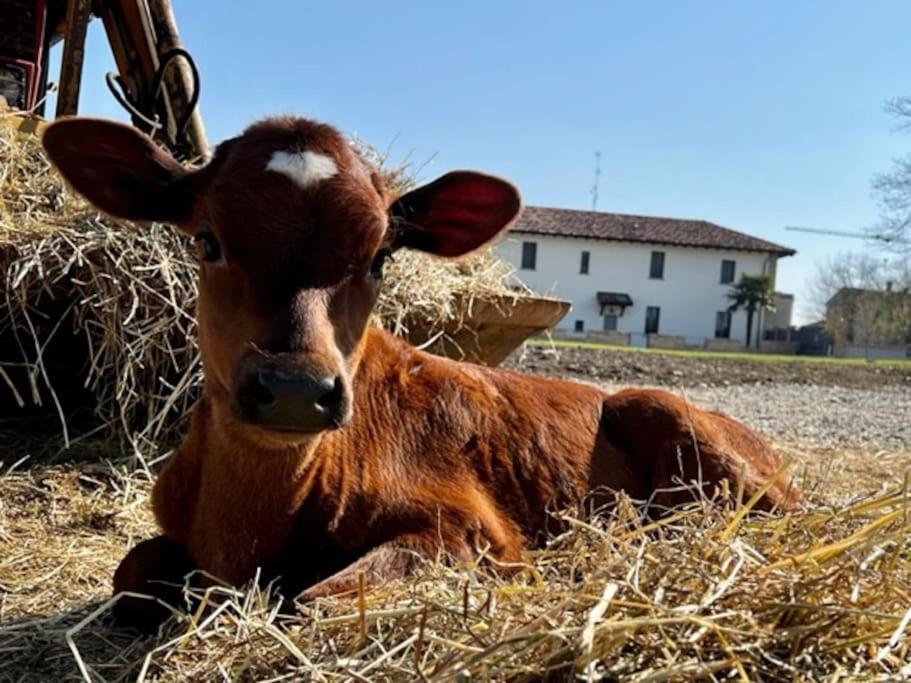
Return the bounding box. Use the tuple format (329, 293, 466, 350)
(43, 116, 799, 630)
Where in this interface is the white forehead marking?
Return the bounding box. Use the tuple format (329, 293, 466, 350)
(265, 150, 338, 188)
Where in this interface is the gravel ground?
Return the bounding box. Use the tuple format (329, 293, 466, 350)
(504, 345, 911, 452)
(631, 382, 910, 451)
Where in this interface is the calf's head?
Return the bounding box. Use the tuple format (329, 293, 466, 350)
(43, 117, 520, 439)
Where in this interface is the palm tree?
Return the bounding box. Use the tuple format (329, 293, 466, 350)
(727, 274, 776, 348)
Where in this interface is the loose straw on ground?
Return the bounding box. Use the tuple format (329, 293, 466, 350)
(1, 463, 909, 681)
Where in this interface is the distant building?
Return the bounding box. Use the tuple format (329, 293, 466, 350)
(765, 292, 794, 330)
(495, 206, 795, 348)
(825, 287, 910, 359)
(763, 292, 794, 341)
(794, 321, 833, 356)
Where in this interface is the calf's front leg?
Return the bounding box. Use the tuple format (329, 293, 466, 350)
(112, 535, 196, 631)
(299, 532, 472, 601)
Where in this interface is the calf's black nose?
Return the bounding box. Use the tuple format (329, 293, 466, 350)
(241, 368, 348, 433)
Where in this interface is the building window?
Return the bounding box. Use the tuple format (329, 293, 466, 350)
(645, 306, 660, 334)
(520, 242, 537, 270)
(574, 320, 585, 333)
(720, 259, 736, 284)
(603, 314, 618, 331)
(649, 251, 665, 279)
(580, 250, 590, 274)
(715, 311, 732, 338)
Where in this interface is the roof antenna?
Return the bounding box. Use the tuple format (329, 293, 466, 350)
(590, 150, 601, 211)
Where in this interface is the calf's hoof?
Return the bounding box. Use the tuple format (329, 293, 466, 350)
(112, 535, 195, 632)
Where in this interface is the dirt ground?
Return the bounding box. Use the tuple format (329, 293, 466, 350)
(504, 343, 911, 390)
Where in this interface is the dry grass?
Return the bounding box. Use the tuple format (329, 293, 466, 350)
(377, 249, 526, 340)
(0, 118, 525, 462)
(1, 445, 910, 682)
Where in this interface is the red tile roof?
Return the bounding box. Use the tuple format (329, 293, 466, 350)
(511, 206, 795, 256)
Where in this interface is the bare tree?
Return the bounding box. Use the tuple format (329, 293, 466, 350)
(807, 252, 888, 319)
(827, 290, 883, 359)
(871, 97, 911, 253)
(810, 252, 911, 357)
(811, 95, 911, 355)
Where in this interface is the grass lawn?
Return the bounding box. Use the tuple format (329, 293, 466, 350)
(525, 337, 911, 367)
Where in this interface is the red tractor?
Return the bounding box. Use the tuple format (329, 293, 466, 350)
(0, 0, 56, 112)
(0, 0, 207, 158)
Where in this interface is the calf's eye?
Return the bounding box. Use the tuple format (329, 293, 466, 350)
(369, 248, 393, 280)
(194, 231, 222, 263)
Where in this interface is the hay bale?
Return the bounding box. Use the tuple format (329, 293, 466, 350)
(0, 118, 200, 458)
(0, 117, 528, 455)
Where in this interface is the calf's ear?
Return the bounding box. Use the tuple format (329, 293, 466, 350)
(42, 118, 197, 225)
(389, 171, 521, 258)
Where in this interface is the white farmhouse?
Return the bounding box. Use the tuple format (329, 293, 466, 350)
(495, 206, 795, 348)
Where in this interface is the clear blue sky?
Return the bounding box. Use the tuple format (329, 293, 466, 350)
(55, 0, 911, 323)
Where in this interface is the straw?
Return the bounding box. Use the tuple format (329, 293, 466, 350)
(1, 462, 909, 680)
